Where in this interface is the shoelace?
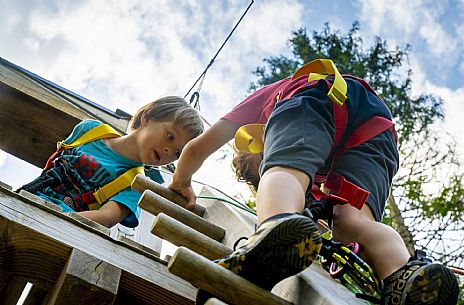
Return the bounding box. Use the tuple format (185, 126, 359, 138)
(233, 236, 249, 251)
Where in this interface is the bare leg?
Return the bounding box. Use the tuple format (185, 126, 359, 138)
(332, 203, 410, 280)
(255, 166, 309, 223)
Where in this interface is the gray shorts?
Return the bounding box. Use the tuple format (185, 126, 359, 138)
(260, 81, 399, 221)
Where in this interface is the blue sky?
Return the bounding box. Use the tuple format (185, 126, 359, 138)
(1, 0, 464, 200)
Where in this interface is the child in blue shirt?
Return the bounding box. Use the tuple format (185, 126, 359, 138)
(19, 96, 203, 228)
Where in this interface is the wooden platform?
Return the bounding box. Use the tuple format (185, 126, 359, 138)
(0, 184, 196, 305)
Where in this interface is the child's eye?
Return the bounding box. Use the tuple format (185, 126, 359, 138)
(167, 132, 174, 141)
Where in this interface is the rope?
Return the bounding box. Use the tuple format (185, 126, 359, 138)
(184, 0, 255, 108)
(157, 167, 256, 215)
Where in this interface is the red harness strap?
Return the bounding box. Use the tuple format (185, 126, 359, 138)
(309, 77, 396, 210)
(280, 75, 395, 209)
(44, 149, 63, 171)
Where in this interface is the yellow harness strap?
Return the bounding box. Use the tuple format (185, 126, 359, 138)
(234, 124, 265, 153)
(56, 123, 144, 209)
(92, 166, 145, 206)
(292, 59, 347, 106)
(58, 123, 122, 150)
(234, 59, 348, 154)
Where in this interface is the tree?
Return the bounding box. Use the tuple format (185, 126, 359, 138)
(250, 22, 464, 271)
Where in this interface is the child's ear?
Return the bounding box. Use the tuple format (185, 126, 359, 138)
(141, 111, 149, 126)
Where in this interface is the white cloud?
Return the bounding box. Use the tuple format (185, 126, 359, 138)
(0, 0, 303, 194)
(356, 0, 458, 60)
(9, 0, 302, 120)
(408, 55, 464, 159)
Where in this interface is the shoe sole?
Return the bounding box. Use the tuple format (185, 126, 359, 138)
(403, 263, 459, 305)
(217, 215, 321, 289)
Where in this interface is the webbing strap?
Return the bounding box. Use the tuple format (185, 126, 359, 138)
(58, 124, 121, 149)
(234, 124, 265, 153)
(336, 116, 395, 158)
(46, 123, 145, 206)
(234, 59, 348, 154)
(292, 59, 347, 106)
(93, 166, 145, 204)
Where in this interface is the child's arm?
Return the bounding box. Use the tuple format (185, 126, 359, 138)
(78, 201, 130, 228)
(169, 119, 239, 209)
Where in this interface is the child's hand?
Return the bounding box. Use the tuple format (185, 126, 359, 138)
(168, 181, 197, 211)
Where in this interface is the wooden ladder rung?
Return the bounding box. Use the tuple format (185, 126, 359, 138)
(139, 190, 225, 242)
(132, 174, 206, 216)
(168, 247, 292, 305)
(152, 213, 232, 260)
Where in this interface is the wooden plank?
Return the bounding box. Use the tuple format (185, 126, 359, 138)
(139, 190, 225, 242)
(272, 264, 366, 305)
(168, 247, 292, 305)
(117, 235, 160, 258)
(152, 213, 232, 260)
(18, 190, 64, 213)
(0, 60, 130, 167)
(0, 271, 9, 294)
(0, 181, 12, 191)
(63, 212, 111, 236)
(0, 275, 28, 305)
(0, 60, 129, 132)
(0, 81, 79, 167)
(0, 188, 196, 303)
(132, 174, 205, 217)
(47, 248, 120, 305)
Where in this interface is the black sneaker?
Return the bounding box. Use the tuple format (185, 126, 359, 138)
(214, 214, 321, 290)
(382, 250, 459, 305)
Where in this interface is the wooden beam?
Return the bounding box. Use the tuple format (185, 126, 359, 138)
(0, 275, 28, 305)
(0, 82, 78, 167)
(18, 190, 64, 213)
(168, 247, 292, 305)
(139, 190, 225, 242)
(46, 248, 120, 305)
(0, 60, 130, 167)
(132, 174, 205, 217)
(272, 264, 367, 305)
(63, 212, 111, 236)
(117, 235, 160, 259)
(152, 213, 232, 260)
(0, 187, 195, 304)
(0, 181, 12, 191)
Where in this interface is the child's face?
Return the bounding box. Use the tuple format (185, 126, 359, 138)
(136, 119, 193, 165)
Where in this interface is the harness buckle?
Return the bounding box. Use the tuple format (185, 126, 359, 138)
(324, 171, 369, 210)
(328, 85, 347, 106)
(93, 188, 107, 204)
(56, 141, 64, 150)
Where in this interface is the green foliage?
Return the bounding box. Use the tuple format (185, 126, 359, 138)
(250, 21, 464, 265)
(245, 198, 256, 211)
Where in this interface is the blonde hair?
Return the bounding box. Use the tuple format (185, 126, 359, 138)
(130, 96, 204, 138)
(231, 150, 262, 195)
